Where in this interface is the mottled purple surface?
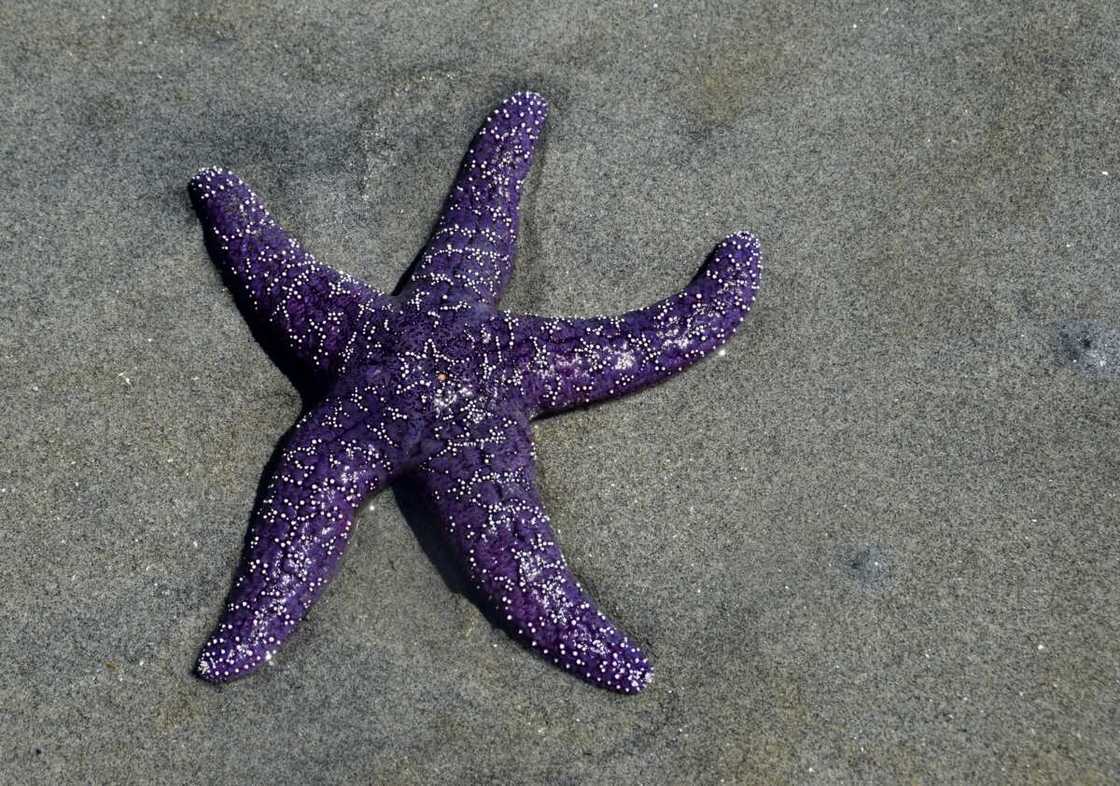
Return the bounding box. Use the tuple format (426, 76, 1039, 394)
(189, 92, 761, 693)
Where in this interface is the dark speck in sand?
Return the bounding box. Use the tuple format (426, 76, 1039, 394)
(1055, 320, 1120, 379)
(836, 544, 893, 591)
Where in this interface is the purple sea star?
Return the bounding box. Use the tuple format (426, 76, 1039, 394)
(189, 91, 762, 693)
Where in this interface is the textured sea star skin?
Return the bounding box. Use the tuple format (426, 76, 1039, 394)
(189, 92, 762, 693)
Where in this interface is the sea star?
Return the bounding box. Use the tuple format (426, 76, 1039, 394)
(189, 91, 762, 693)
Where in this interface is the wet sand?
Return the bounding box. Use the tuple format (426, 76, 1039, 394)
(2, 1, 1118, 782)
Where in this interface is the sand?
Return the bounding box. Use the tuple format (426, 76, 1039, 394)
(2, 1, 1118, 782)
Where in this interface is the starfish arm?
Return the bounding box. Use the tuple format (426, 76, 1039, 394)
(189, 168, 394, 378)
(505, 232, 762, 416)
(415, 410, 653, 694)
(195, 394, 413, 683)
(399, 92, 549, 306)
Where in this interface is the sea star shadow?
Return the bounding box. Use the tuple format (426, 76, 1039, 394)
(189, 91, 762, 693)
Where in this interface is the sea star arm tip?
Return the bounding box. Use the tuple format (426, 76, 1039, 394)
(416, 412, 653, 694)
(508, 230, 763, 416)
(194, 396, 410, 684)
(189, 167, 394, 380)
(398, 91, 550, 308)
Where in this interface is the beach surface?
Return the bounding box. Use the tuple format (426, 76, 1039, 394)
(2, 1, 1118, 782)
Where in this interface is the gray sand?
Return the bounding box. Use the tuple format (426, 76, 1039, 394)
(2, 1, 1118, 783)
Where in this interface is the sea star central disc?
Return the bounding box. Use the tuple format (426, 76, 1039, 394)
(189, 91, 762, 693)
